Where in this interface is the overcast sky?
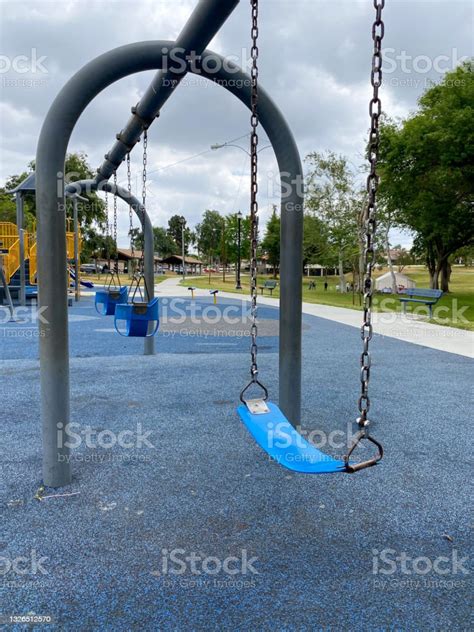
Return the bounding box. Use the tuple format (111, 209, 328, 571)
(0, 0, 472, 247)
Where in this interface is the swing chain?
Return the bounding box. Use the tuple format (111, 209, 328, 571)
(239, 0, 268, 407)
(142, 129, 148, 208)
(345, 0, 385, 472)
(240, 0, 267, 406)
(249, 0, 259, 382)
(113, 172, 118, 274)
(358, 0, 385, 428)
(127, 152, 135, 263)
(103, 188, 118, 289)
(104, 188, 110, 262)
(140, 129, 148, 275)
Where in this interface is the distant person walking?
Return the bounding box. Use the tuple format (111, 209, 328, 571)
(324, 281, 328, 291)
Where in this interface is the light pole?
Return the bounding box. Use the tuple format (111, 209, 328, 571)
(236, 211, 242, 289)
(180, 216, 186, 284)
(211, 142, 271, 291)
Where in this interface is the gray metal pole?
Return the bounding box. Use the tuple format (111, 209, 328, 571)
(36, 42, 301, 488)
(95, 0, 239, 185)
(15, 193, 26, 306)
(73, 198, 80, 302)
(66, 179, 155, 356)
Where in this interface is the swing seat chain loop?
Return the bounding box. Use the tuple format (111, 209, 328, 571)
(344, 429, 384, 473)
(240, 379, 269, 405)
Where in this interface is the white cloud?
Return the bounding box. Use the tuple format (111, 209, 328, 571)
(0, 0, 472, 247)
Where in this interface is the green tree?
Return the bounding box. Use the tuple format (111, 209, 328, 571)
(154, 226, 177, 258)
(303, 213, 331, 269)
(261, 205, 280, 278)
(1, 172, 36, 229)
(223, 212, 251, 264)
(453, 245, 474, 266)
(167, 214, 193, 255)
(80, 226, 116, 266)
(129, 227, 144, 251)
(195, 210, 224, 264)
(378, 62, 474, 291)
(0, 152, 108, 258)
(62, 152, 107, 228)
(305, 151, 360, 292)
(0, 187, 18, 224)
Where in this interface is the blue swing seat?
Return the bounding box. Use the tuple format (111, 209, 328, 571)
(237, 401, 347, 473)
(114, 298, 159, 337)
(95, 286, 128, 316)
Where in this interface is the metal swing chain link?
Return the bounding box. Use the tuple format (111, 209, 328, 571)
(249, 0, 259, 382)
(113, 172, 118, 274)
(142, 129, 148, 210)
(358, 0, 385, 429)
(140, 129, 148, 275)
(240, 0, 269, 406)
(104, 188, 110, 264)
(127, 152, 135, 263)
(104, 189, 109, 237)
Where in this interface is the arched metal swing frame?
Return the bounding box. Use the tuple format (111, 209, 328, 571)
(36, 39, 303, 486)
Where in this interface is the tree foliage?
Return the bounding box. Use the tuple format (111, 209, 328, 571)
(154, 226, 178, 258)
(0, 153, 107, 260)
(261, 205, 280, 277)
(167, 214, 194, 255)
(223, 212, 251, 264)
(305, 151, 361, 290)
(195, 210, 224, 260)
(303, 213, 331, 267)
(378, 62, 474, 290)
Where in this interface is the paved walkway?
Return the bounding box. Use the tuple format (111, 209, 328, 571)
(155, 277, 474, 358)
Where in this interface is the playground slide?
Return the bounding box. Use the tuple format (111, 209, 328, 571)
(69, 269, 94, 289)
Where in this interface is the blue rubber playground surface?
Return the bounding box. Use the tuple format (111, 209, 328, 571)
(1, 294, 472, 629)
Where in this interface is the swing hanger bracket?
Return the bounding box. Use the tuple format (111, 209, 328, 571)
(103, 153, 123, 172)
(115, 132, 135, 153)
(130, 104, 158, 130)
(95, 167, 109, 183)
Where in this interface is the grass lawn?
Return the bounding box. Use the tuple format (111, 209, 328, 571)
(182, 266, 474, 331)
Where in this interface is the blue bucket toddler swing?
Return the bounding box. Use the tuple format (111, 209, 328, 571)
(115, 140, 159, 338)
(94, 186, 128, 315)
(237, 0, 384, 474)
(95, 275, 128, 315)
(97, 140, 160, 338)
(114, 273, 159, 337)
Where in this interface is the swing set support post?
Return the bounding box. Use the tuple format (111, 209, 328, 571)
(36, 45, 302, 488)
(36, 1, 239, 488)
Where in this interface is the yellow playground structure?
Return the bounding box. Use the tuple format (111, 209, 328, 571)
(0, 220, 80, 287)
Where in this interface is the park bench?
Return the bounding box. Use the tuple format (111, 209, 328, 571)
(259, 280, 278, 295)
(399, 288, 443, 318)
